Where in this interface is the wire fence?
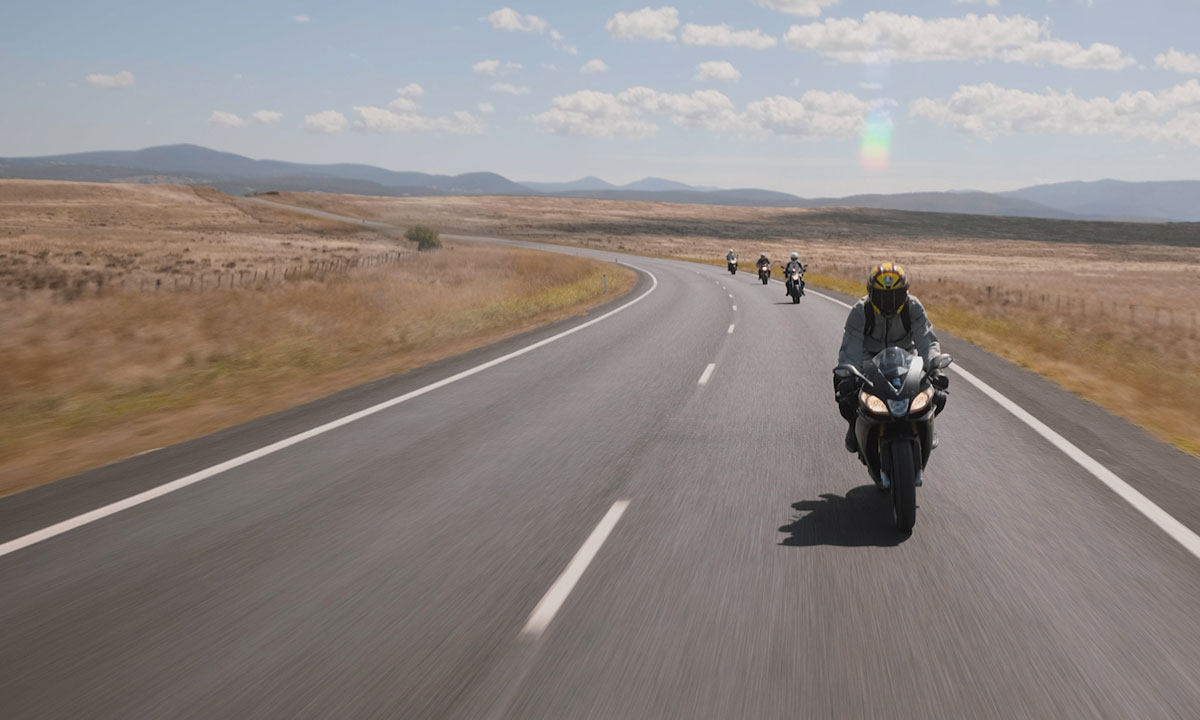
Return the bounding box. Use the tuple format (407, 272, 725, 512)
(818, 260, 1199, 334)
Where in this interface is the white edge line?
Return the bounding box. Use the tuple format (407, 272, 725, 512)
(0, 267, 659, 560)
(521, 500, 629, 637)
(804, 285, 1200, 561)
(698, 363, 717, 386)
(952, 364, 1200, 560)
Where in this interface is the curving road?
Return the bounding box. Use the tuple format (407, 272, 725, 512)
(2, 208, 1200, 719)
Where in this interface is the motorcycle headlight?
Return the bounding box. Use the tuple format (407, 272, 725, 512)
(860, 391, 889, 415)
(911, 386, 935, 413)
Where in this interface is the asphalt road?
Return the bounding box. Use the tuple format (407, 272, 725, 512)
(3, 210, 1200, 719)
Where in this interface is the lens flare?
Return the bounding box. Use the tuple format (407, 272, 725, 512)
(858, 55, 893, 172)
(860, 106, 892, 172)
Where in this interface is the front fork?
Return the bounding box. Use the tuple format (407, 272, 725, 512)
(858, 420, 927, 488)
(880, 436, 922, 489)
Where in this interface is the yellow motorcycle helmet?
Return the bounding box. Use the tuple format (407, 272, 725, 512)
(867, 262, 909, 317)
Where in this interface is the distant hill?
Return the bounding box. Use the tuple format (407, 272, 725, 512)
(521, 176, 617, 193)
(999, 180, 1200, 222)
(0, 144, 530, 196)
(622, 177, 698, 192)
(2, 144, 1197, 222)
(807, 192, 1079, 220)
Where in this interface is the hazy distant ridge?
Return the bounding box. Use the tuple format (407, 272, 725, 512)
(2, 144, 1197, 222)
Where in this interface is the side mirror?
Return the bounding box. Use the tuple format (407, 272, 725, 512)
(833, 364, 871, 386)
(931, 354, 954, 370)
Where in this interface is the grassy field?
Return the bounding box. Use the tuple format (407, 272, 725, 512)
(0, 180, 406, 299)
(271, 192, 1200, 457)
(0, 182, 634, 494)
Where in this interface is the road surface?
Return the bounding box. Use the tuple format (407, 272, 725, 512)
(2, 208, 1199, 719)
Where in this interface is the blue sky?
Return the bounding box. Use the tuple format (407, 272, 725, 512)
(2, 0, 1199, 195)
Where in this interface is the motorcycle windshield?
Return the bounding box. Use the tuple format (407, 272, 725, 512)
(865, 347, 913, 396)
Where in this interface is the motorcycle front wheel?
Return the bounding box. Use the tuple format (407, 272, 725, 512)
(889, 442, 917, 532)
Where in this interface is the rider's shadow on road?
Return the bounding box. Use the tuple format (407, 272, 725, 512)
(778, 485, 908, 547)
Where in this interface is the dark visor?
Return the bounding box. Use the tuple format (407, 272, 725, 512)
(871, 286, 907, 316)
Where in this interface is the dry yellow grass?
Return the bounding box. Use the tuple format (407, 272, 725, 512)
(0, 180, 405, 299)
(0, 182, 634, 494)
(274, 192, 1200, 456)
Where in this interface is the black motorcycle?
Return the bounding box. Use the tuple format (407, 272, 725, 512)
(833, 349, 953, 532)
(727, 259, 738, 275)
(785, 265, 806, 303)
(757, 264, 770, 284)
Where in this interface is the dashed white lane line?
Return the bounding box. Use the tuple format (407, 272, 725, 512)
(0, 267, 660, 560)
(728, 293, 733, 299)
(521, 500, 630, 637)
(803, 286, 1200, 562)
(732, 305, 737, 311)
(698, 363, 717, 386)
(728, 324, 735, 334)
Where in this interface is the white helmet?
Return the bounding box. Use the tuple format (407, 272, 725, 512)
(790, 252, 799, 260)
(729, 248, 735, 254)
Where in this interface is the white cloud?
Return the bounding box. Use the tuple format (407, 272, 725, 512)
(473, 59, 523, 76)
(746, 92, 870, 136)
(1155, 49, 1200, 74)
(478, 102, 495, 113)
(490, 82, 530, 95)
(606, 6, 680, 41)
(388, 97, 420, 112)
(345, 87, 488, 135)
(783, 12, 1134, 70)
(910, 80, 1200, 145)
(695, 61, 741, 81)
(533, 85, 868, 139)
(252, 110, 283, 125)
(533, 90, 661, 138)
(954, 0, 999, 5)
(483, 8, 574, 53)
(581, 59, 608, 74)
(292, 14, 310, 23)
(208, 111, 245, 127)
(753, 0, 840, 16)
(484, 8, 547, 32)
(473, 59, 501, 75)
(681, 24, 777, 49)
(85, 70, 135, 89)
(1003, 40, 1131, 70)
(303, 110, 347, 134)
(550, 28, 578, 55)
(353, 106, 486, 135)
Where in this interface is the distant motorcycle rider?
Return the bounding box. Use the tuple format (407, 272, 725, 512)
(783, 252, 805, 296)
(835, 263, 947, 453)
(756, 253, 770, 270)
(726, 249, 737, 263)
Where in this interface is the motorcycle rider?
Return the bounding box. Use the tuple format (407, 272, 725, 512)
(756, 253, 771, 275)
(726, 249, 737, 264)
(835, 263, 948, 453)
(783, 252, 805, 297)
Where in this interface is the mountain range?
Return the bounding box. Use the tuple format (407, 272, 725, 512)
(2, 144, 1197, 222)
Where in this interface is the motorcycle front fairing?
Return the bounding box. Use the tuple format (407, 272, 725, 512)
(853, 348, 937, 478)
